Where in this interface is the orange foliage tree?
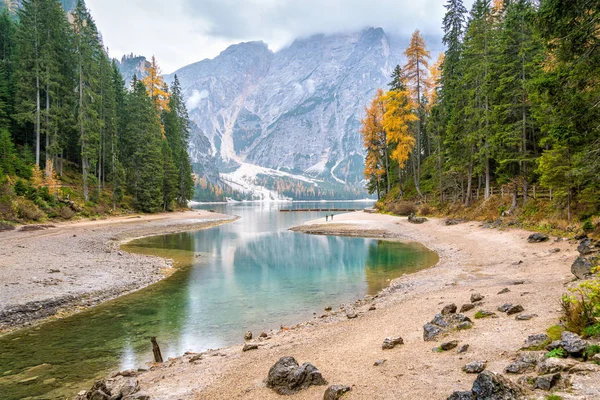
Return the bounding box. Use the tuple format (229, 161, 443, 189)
(142, 56, 170, 113)
(361, 89, 388, 197)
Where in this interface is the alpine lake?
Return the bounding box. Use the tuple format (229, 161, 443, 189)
(0, 201, 438, 399)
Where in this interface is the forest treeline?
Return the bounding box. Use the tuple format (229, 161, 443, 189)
(0, 0, 194, 224)
(362, 0, 599, 222)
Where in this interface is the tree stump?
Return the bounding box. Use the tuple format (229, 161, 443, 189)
(151, 337, 163, 363)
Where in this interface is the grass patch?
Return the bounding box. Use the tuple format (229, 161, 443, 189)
(583, 344, 600, 360)
(547, 325, 565, 341)
(474, 310, 495, 319)
(546, 395, 563, 400)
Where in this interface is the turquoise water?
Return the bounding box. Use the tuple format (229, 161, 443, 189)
(0, 202, 438, 399)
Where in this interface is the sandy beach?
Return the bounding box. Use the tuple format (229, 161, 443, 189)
(96, 211, 598, 400)
(0, 210, 236, 333)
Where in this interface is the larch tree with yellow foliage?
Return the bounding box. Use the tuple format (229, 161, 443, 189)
(382, 87, 418, 198)
(142, 56, 170, 114)
(403, 30, 431, 198)
(361, 89, 388, 197)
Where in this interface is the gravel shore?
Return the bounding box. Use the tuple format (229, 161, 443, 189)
(101, 211, 597, 400)
(0, 210, 235, 333)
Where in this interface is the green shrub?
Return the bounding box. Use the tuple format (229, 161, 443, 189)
(582, 219, 594, 232)
(0, 195, 17, 221)
(583, 344, 600, 360)
(561, 278, 600, 337)
(58, 206, 75, 220)
(390, 201, 417, 216)
(15, 198, 44, 221)
(583, 323, 600, 338)
(14, 179, 27, 196)
(545, 348, 567, 358)
(419, 204, 432, 216)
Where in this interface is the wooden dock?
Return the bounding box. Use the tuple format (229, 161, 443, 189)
(279, 208, 362, 212)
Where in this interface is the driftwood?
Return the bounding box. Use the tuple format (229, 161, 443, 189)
(151, 337, 163, 363)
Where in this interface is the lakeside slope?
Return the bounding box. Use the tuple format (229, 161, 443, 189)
(104, 211, 598, 399)
(0, 210, 235, 333)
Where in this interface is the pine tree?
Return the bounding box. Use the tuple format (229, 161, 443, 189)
(163, 75, 194, 207)
(72, 0, 102, 201)
(388, 65, 406, 91)
(161, 138, 177, 210)
(492, 0, 542, 207)
(124, 78, 163, 212)
(14, 0, 43, 166)
(533, 0, 600, 219)
(0, 9, 15, 129)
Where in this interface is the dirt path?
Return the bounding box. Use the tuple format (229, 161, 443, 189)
(116, 211, 594, 400)
(0, 210, 236, 333)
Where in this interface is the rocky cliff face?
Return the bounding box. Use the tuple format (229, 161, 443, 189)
(117, 55, 149, 87)
(165, 28, 401, 197)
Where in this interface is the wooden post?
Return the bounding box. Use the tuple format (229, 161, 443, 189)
(151, 337, 163, 363)
(533, 185, 536, 199)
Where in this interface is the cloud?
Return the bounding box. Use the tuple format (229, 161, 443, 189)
(87, 0, 476, 73)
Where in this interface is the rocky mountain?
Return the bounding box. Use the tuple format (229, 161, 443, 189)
(165, 28, 401, 199)
(116, 54, 150, 87)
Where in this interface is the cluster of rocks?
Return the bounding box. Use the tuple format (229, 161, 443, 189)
(240, 330, 270, 352)
(408, 214, 428, 224)
(423, 303, 473, 341)
(572, 237, 599, 280)
(447, 370, 526, 400)
(266, 357, 352, 399)
(504, 330, 600, 394)
(74, 372, 147, 400)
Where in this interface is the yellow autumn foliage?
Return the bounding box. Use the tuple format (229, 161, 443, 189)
(382, 90, 417, 169)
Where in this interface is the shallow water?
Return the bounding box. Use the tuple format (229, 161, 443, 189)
(0, 202, 438, 399)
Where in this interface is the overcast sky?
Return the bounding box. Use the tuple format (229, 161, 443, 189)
(86, 0, 475, 74)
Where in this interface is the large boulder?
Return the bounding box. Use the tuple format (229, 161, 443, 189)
(577, 238, 597, 255)
(504, 352, 544, 375)
(463, 361, 487, 374)
(382, 336, 404, 350)
(534, 373, 560, 391)
(423, 323, 443, 341)
(266, 356, 328, 395)
(471, 371, 526, 399)
(521, 333, 549, 350)
(537, 357, 576, 375)
(527, 233, 549, 243)
(559, 331, 588, 356)
(571, 255, 598, 280)
(442, 304, 458, 315)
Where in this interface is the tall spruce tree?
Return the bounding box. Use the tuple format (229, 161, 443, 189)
(492, 0, 542, 207)
(163, 75, 194, 207)
(72, 0, 102, 201)
(124, 78, 163, 212)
